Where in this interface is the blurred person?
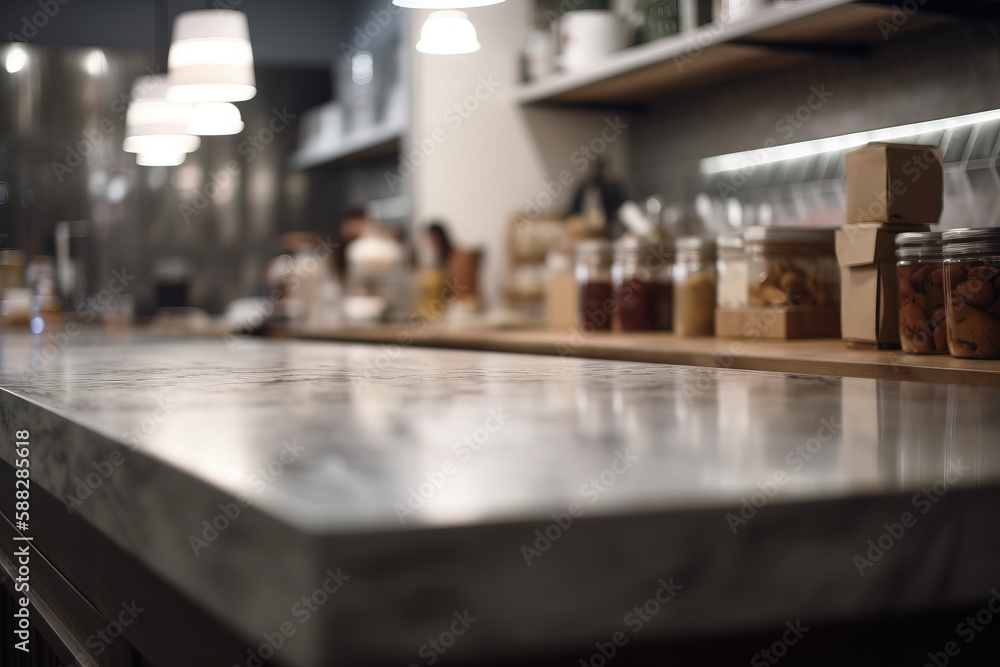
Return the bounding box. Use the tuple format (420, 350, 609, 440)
(335, 207, 370, 281)
(425, 221, 454, 268)
(415, 221, 454, 321)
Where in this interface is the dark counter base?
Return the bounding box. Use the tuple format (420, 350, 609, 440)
(0, 461, 249, 667)
(469, 608, 1000, 667)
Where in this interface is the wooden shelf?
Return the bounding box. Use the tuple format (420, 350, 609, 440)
(289, 123, 402, 170)
(288, 325, 1000, 387)
(517, 0, 951, 106)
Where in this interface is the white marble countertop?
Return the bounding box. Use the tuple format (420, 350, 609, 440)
(1, 330, 999, 666)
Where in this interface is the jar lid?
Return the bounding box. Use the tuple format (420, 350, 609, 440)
(942, 227, 1000, 258)
(942, 227, 1000, 243)
(716, 232, 744, 250)
(896, 231, 942, 260)
(676, 236, 717, 252)
(744, 226, 836, 244)
(613, 237, 672, 257)
(896, 231, 943, 246)
(575, 239, 613, 256)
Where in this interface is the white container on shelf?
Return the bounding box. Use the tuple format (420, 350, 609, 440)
(680, 0, 700, 32)
(297, 102, 343, 152)
(716, 232, 748, 309)
(716, 0, 769, 23)
(524, 29, 555, 82)
(560, 11, 628, 73)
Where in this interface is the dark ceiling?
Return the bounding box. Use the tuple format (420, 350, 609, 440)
(1, 0, 361, 65)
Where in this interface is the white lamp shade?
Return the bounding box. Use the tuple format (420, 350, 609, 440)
(124, 134, 200, 153)
(416, 11, 481, 55)
(123, 75, 201, 154)
(167, 10, 256, 103)
(190, 102, 244, 135)
(136, 151, 187, 167)
(394, 0, 503, 7)
(5, 45, 28, 73)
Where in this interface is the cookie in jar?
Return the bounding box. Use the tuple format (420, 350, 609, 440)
(895, 232, 946, 354)
(744, 227, 839, 308)
(942, 228, 1000, 359)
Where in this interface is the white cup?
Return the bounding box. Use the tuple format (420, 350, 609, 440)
(560, 10, 628, 73)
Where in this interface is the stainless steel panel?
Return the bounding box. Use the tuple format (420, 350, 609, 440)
(0, 44, 336, 315)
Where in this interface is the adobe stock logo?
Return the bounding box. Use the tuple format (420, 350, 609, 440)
(339, 1, 403, 58)
(578, 578, 683, 667)
(852, 460, 969, 576)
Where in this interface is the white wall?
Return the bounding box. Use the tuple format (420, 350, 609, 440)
(405, 4, 630, 311)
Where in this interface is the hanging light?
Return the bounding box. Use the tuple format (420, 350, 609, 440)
(189, 102, 244, 135)
(136, 151, 187, 167)
(5, 45, 28, 73)
(416, 11, 481, 55)
(166, 9, 256, 103)
(83, 49, 107, 76)
(394, 0, 503, 7)
(351, 51, 374, 86)
(123, 75, 200, 156)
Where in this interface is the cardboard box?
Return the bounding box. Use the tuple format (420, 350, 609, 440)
(846, 143, 942, 225)
(715, 306, 840, 340)
(835, 223, 930, 348)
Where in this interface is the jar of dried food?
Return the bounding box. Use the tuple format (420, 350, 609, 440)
(674, 237, 717, 336)
(716, 232, 747, 309)
(611, 240, 674, 331)
(575, 240, 614, 331)
(942, 228, 1000, 359)
(896, 231, 946, 354)
(744, 227, 838, 308)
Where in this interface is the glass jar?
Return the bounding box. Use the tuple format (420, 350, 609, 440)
(717, 0, 769, 23)
(637, 0, 680, 43)
(0, 250, 26, 330)
(942, 228, 1000, 359)
(575, 240, 614, 331)
(674, 237, 717, 336)
(895, 232, 946, 354)
(744, 227, 838, 307)
(0, 250, 25, 293)
(716, 232, 747, 309)
(611, 240, 674, 332)
(25, 256, 61, 334)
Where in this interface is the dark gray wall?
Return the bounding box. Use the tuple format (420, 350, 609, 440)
(0, 0, 362, 66)
(0, 46, 334, 315)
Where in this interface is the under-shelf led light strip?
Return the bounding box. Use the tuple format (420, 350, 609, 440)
(699, 108, 1000, 175)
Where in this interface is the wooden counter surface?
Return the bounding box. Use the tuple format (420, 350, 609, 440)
(292, 325, 1000, 387)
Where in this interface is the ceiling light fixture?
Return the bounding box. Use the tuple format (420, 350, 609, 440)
(5, 45, 28, 73)
(416, 11, 481, 55)
(166, 9, 256, 103)
(699, 107, 1000, 175)
(189, 102, 244, 135)
(83, 49, 107, 76)
(351, 51, 374, 86)
(136, 151, 188, 167)
(394, 0, 503, 7)
(123, 75, 200, 158)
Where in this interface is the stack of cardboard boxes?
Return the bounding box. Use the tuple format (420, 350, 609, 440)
(836, 143, 944, 348)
